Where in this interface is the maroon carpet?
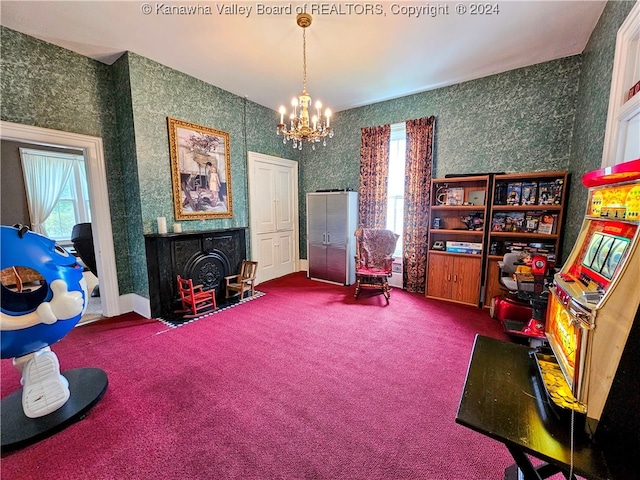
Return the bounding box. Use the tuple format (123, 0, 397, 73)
(3, 273, 523, 479)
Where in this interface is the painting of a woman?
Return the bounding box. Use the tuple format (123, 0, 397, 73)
(168, 118, 232, 219)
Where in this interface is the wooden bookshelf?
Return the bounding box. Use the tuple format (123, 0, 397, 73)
(483, 171, 569, 308)
(426, 175, 490, 307)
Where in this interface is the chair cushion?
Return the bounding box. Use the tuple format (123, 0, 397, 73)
(360, 229, 399, 271)
(356, 266, 390, 276)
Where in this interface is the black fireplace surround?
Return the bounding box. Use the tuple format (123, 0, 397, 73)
(145, 228, 247, 318)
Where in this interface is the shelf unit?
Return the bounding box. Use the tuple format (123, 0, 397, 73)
(426, 175, 490, 307)
(483, 171, 569, 308)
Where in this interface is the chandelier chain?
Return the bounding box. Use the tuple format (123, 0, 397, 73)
(302, 27, 307, 93)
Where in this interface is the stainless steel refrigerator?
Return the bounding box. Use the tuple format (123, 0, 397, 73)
(307, 192, 358, 285)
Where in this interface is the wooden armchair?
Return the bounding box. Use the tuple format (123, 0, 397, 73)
(225, 260, 258, 300)
(176, 275, 217, 317)
(354, 227, 399, 304)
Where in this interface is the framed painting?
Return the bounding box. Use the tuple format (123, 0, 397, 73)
(167, 117, 232, 220)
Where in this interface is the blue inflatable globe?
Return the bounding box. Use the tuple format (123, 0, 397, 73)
(1, 226, 87, 359)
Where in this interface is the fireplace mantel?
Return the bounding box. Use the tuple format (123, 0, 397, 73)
(145, 228, 247, 318)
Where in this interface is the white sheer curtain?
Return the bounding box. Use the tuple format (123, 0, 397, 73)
(20, 150, 74, 235)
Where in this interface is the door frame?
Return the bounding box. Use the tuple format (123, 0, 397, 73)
(0, 120, 120, 317)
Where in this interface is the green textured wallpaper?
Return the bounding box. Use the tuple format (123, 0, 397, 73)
(111, 53, 143, 296)
(1, 0, 634, 302)
(566, 0, 636, 253)
(0, 27, 290, 300)
(299, 57, 582, 258)
(123, 52, 290, 297)
(0, 26, 133, 293)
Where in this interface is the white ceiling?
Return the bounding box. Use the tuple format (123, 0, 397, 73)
(1, 1, 606, 113)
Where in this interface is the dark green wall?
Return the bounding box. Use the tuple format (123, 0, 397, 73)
(113, 52, 290, 296)
(298, 0, 636, 261)
(0, 26, 290, 299)
(1, 0, 635, 299)
(111, 53, 142, 296)
(566, 0, 636, 251)
(299, 57, 582, 259)
(0, 26, 133, 293)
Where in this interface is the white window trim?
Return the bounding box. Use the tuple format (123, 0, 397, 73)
(602, 1, 640, 167)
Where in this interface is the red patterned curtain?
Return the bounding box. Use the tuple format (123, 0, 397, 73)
(359, 125, 391, 229)
(403, 116, 435, 293)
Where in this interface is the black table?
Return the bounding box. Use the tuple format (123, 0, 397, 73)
(456, 335, 622, 480)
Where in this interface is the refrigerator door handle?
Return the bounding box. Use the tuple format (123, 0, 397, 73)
(327, 232, 331, 244)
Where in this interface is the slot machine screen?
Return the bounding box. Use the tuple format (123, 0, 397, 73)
(581, 232, 630, 281)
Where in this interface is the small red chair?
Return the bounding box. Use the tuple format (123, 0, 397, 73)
(176, 275, 216, 317)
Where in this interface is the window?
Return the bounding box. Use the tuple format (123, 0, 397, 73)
(44, 160, 91, 240)
(20, 148, 91, 244)
(602, 2, 640, 166)
(387, 123, 406, 257)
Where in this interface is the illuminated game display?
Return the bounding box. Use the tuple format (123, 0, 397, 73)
(541, 159, 640, 434)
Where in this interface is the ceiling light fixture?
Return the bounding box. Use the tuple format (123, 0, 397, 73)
(277, 13, 333, 150)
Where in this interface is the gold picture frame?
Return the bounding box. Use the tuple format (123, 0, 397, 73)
(168, 117, 232, 220)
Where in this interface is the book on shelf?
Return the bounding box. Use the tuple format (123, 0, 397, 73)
(552, 179, 564, 205)
(489, 241, 503, 255)
(504, 212, 525, 232)
(492, 212, 527, 232)
(537, 213, 557, 234)
(521, 182, 538, 205)
(525, 211, 541, 232)
(494, 182, 508, 205)
(491, 212, 507, 232)
(504, 241, 528, 253)
(446, 241, 482, 254)
(468, 190, 485, 206)
(528, 242, 556, 257)
(445, 187, 465, 206)
(538, 181, 554, 205)
(506, 182, 522, 205)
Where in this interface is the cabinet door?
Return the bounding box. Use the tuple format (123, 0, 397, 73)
(426, 254, 453, 299)
(451, 256, 481, 305)
(308, 195, 327, 244)
(325, 244, 348, 284)
(326, 194, 348, 248)
(325, 195, 349, 283)
(308, 195, 328, 280)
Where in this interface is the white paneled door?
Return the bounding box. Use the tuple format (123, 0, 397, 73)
(248, 152, 299, 284)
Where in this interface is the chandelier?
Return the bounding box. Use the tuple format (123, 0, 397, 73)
(277, 13, 333, 150)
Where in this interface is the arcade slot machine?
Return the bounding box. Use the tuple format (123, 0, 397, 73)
(536, 158, 640, 436)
